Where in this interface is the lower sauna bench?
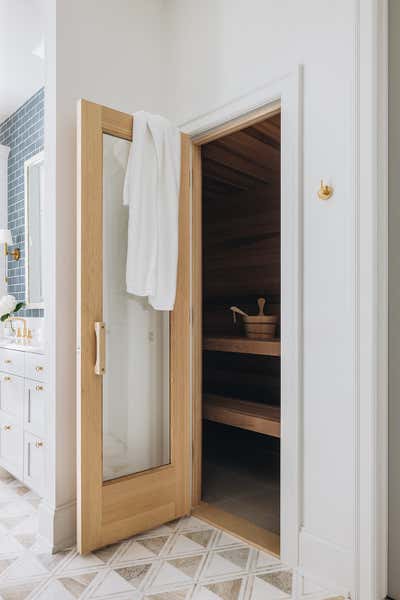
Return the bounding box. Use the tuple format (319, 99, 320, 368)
(203, 394, 281, 438)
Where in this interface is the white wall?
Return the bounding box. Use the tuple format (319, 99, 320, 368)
(40, 0, 167, 551)
(0, 0, 45, 122)
(162, 0, 373, 594)
(44, 0, 385, 595)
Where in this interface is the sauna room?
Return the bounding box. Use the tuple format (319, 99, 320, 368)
(196, 110, 281, 552)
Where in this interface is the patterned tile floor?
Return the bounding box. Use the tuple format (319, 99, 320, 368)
(0, 473, 345, 600)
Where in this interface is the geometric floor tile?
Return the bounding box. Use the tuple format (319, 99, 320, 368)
(61, 551, 104, 572)
(58, 572, 97, 597)
(192, 586, 224, 600)
(0, 559, 15, 575)
(139, 524, 177, 538)
(0, 471, 345, 600)
(14, 487, 29, 497)
(0, 580, 44, 600)
(0, 533, 25, 555)
(168, 532, 213, 555)
(138, 536, 169, 556)
(92, 542, 121, 564)
(214, 532, 242, 549)
(167, 554, 204, 579)
(254, 549, 281, 570)
(13, 534, 36, 549)
(144, 588, 191, 600)
(12, 515, 38, 536)
(204, 578, 243, 600)
(0, 517, 24, 530)
(149, 561, 193, 588)
(249, 574, 290, 599)
(117, 539, 161, 563)
(34, 579, 77, 600)
(217, 548, 250, 570)
(202, 549, 249, 579)
(259, 569, 293, 595)
(0, 552, 49, 579)
(90, 570, 134, 596)
(114, 562, 152, 588)
(35, 550, 70, 573)
(184, 530, 214, 549)
(178, 517, 212, 532)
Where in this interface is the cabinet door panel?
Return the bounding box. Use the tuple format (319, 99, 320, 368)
(0, 373, 24, 420)
(23, 432, 45, 495)
(0, 412, 23, 479)
(25, 354, 48, 383)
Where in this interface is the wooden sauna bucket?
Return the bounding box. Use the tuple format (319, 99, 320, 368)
(230, 298, 278, 340)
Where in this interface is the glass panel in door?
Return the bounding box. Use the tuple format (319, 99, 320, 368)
(102, 133, 170, 482)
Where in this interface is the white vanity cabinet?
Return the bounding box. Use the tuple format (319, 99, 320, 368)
(0, 346, 47, 496)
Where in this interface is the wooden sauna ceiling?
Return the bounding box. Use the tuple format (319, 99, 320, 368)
(201, 113, 281, 196)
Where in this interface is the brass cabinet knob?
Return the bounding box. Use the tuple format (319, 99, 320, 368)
(3, 376, 11, 382)
(35, 440, 43, 448)
(3, 425, 12, 431)
(35, 385, 43, 392)
(35, 366, 44, 372)
(4, 359, 11, 364)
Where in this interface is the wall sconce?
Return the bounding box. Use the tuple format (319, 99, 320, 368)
(0, 230, 20, 261)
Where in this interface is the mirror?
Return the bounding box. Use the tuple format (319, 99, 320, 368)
(24, 151, 44, 308)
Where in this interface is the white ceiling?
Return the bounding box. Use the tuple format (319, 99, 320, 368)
(0, 0, 45, 124)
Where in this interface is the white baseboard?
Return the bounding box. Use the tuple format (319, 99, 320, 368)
(299, 528, 353, 596)
(38, 498, 76, 553)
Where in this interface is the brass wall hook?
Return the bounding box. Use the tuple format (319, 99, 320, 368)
(317, 180, 333, 201)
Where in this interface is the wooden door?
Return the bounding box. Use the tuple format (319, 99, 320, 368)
(77, 99, 191, 553)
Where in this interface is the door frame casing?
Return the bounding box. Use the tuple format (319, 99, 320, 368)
(183, 69, 304, 567)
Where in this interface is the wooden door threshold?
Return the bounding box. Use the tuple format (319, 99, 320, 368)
(192, 502, 280, 557)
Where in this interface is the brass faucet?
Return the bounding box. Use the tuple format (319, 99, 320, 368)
(8, 317, 28, 339)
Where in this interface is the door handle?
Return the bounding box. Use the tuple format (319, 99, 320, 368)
(94, 322, 106, 375)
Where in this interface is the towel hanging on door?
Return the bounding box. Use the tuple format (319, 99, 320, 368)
(123, 111, 181, 311)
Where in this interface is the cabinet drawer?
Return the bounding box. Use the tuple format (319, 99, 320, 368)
(0, 373, 24, 420)
(25, 354, 48, 383)
(0, 412, 23, 479)
(0, 349, 24, 377)
(24, 381, 47, 437)
(23, 432, 45, 496)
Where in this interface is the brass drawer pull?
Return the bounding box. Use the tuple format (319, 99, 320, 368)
(3, 424, 12, 431)
(3, 376, 11, 382)
(35, 366, 44, 372)
(4, 359, 11, 364)
(35, 440, 43, 448)
(35, 385, 43, 392)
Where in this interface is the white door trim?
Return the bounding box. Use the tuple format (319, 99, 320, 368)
(181, 67, 304, 568)
(358, 1, 388, 599)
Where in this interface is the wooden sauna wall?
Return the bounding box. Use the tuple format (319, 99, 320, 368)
(202, 113, 281, 407)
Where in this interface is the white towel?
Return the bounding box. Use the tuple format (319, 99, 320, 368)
(123, 111, 181, 311)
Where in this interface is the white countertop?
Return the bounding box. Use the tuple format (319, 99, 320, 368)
(0, 340, 45, 354)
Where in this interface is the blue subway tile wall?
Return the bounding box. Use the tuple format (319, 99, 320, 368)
(0, 88, 44, 318)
